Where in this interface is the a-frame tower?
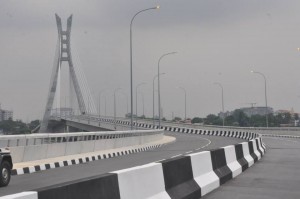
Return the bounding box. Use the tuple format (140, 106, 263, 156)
(40, 14, 87, 132)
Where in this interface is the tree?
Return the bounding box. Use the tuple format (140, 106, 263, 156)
(28, 120, 40, 131)
(204, 114, 222, 125)
(172, 117, 182, 122)
(191, 117, 203, 124)
(232, 110, 250, 127)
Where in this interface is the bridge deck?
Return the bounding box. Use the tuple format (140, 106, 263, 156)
(203, 137, 300, 199)
(0, 132, 243, 196)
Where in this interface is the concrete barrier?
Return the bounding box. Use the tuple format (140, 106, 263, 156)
(189, 151, 219, 196)
(112, 163, 170, 199)
(241, 142, 254, 167)
(223, 145, 242, 178)
(0, 192, 37, 199)
(6, 130, 163, 163)
(2, 130, 266, 199)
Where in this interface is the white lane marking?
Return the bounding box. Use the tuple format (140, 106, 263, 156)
(171, 154, 182, 158)
(185, 151, 193, 154)
(155, 159, 166, 162)
(199, 137, 212, 149)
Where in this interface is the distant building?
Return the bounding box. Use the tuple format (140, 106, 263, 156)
(0, 109, 13, 121)
(219, 107, 273, 118)
(240, 107, 273, 117)
(274, 109, 295, 116)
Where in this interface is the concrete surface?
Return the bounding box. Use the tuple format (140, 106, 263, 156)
(203, 136, 300, 199)
(0, 132, 243, 196)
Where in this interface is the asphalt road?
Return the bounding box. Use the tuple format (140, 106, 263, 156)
(203, 136, 300, 199)
(0, 132, 243, 196)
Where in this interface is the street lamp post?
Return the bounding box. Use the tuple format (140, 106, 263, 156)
(114, 88, 121, 129)
(158, 52, 177, 129)
(98, 89, 106, 126)
(177, 87, 187, 121)
(130, 6, 159, 130)
(139, 92, 145, 117)
(251, 70, 268, 127)
(153, 73, 165, 128)
(214, 82, 225, 126)
(121, 92, 129, 116)
(98, 89, 106, 117)
(104, 95, 107, 117)
(136, 83, 146, 129)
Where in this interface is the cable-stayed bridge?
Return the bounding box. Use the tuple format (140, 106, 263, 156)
(40, 14, 97, 133)
(1, 14, 300, 199)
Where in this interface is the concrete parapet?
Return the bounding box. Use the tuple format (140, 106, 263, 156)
(7, 130, 164, 164)
(5, 131, 265, 199)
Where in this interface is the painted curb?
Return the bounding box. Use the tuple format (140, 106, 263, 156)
(11, 144, 163, 176)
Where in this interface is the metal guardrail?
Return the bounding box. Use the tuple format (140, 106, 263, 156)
(61, 114, 300, 132)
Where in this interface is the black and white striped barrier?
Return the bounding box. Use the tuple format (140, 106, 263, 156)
(11, 144, 163, 176)
(262, 134, 300, 139)
(3, 137, 265, 199)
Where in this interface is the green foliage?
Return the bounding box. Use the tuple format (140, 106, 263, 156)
(232, 110, 250, 127)
(201, 109, 298, 127)
(191, 117, 203, 124)
(172, 117, 182, 122)
(204, 114, 222, 125)
(0, 119, 40, 134)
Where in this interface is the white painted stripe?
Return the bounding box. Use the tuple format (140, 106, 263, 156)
(59, 161, 64, 167)
(112, 163, 171, 199)
(0, 191, 38, 199)
(171, 154, 182, 158)
(241, 142, 254, 167)
(40, 164, 46, 171)
(16, 168, 24, 175)
(29, 166, 35, 174)
(188, 151, 219, 196)
(49, 163, 55, 169)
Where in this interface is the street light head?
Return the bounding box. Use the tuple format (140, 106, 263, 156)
(297, 48, 300, 52)
(156, 5, 160, 9)
(250, 70, 254, 73)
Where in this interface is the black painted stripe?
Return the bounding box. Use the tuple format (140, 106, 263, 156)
(161, 156, 201, 198)
(248, 141, 258, 162)
(210, 148, 232, 185)
(54, 162, 60, 168)
(23, 167, 30, 174)
(45, 164, 51, 170)
(234, 144, 248, 172)
(35, 165, 41, 172)
(11, 169, 17, 176)
(37, 173, 121, 199)
(255, 139, 263, 157)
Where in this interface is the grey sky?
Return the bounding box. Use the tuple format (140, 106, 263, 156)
(1, 0, 300, 121)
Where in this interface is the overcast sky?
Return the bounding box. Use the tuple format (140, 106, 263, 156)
(1, 0, 300, 121)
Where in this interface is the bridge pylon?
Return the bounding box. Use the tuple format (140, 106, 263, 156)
(40, 14, 88, 133)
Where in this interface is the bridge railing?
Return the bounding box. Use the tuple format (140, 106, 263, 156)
(0, 130, 163, 148)
(66, 114, 300, 136)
